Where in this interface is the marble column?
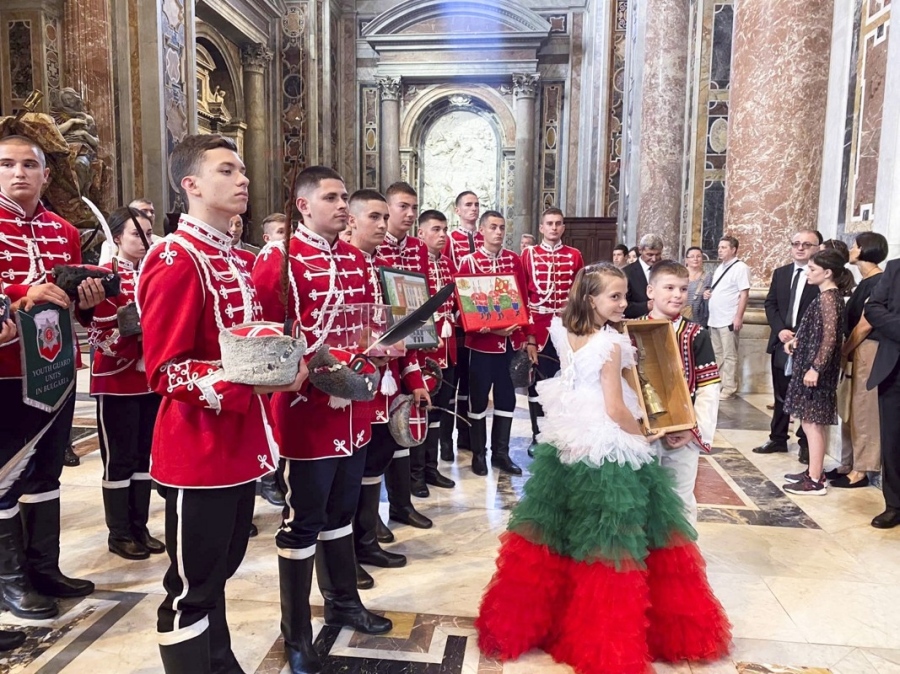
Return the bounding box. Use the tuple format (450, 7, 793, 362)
(513, 73, 540, 244)
(378, 76, 401, 190)
(62, 0, 118, 211)
(723, 0, 833, 284)
(874, 12, 900, 260)
(241, 43, 273, 245)
(635, 0, 690, 251)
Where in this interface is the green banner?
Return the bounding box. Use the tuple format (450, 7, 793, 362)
(15, 303, 76, 412)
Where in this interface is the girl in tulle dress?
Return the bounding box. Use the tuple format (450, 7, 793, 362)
(476, 263, 731, 674)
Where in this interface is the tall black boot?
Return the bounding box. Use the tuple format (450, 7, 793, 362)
(130, 479, 166, 554)
(469, 416, 488, 476)
(409, 445, 428, 498)
(375, 515, 394, 544)
(258, 472, 286, 507)
(490, 416, 521, 475)
(456, 396, 471, 451)
(385, 455, 432, 529)
(353, 483, 405, 569)
(159, 630, 211, 674)
(104, 486, 150, 560)
(19, 499, 94, 598)
(0, 517, 57, 619)
(528, 400, 542, 443)
(279, 556, 322, 673)
(210, 594, 245, 674)
(423, 428, 454, 488)
(316, 536, 392, 635)
(0, 629, 25, 651)
(439, 409, 455, 461)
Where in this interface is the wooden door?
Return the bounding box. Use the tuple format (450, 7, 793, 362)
(562, 217, 619, 264)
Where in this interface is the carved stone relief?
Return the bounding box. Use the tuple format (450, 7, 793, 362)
(420, 109, 500, 224)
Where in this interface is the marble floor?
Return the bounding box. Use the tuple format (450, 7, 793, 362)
(2, 375, 900, 674)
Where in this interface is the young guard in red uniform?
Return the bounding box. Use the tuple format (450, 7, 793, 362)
(138, 134, 305, 672)
(417, 209, 460, 478)
(456, 211, 533, 477)
(87, 207, 165, 561)
(0, 135, 102, 622)
(346, 189, 429, 589)
(442, 190, 483, 456)
(521, 208, 584, 454)
(375, 182, 434, 517)
(253, 168, 392, 674)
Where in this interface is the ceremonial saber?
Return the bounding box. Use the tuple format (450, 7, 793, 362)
(81, 196, 116, 254)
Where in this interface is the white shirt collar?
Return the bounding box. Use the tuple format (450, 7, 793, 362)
(539, 241, 563, 253)
(178, 214, 232, 252)
(294, 223, 335, 253)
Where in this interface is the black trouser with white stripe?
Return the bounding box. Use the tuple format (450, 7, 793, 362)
(527, 339, 559, 441)
(428, 364, 456, 471)
(156, 482, 256, 649)
(468, 345, 516, 458)
(453, 332, 472, 450)
(97, 393, 161, 541)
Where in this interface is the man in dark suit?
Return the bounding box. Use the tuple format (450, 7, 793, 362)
(865, 257, 900, 529)
(624, 233, 664, 318)
(754, 228, 822, 460)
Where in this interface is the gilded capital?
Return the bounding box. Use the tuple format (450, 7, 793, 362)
(512, 73, 540, 99)
(241, 43, 273, 73)
(377, 77, 402, 102)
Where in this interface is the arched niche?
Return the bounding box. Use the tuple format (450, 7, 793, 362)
(194, 28, 244, 122)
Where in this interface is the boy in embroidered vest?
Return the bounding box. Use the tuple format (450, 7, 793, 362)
(641, 260, 721, 524)
(138, 134, 305, 671)
(0, 135, 103, 622)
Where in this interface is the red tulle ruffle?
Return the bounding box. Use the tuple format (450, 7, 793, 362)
(645, 538, 733, 662)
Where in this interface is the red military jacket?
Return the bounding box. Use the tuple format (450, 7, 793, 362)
(137, 215, 278, 488)
(0, 192, 86, 379)
(376, 231, 433, 382)
(253, 225, 377, 459)
(426, 250, 457, 369)
(456, 247, 529, 353)
(231, 245, 256, 273)
(88, 257, 151, 395)
(521, 241, 584, 350)
(443, 227, 483, 270)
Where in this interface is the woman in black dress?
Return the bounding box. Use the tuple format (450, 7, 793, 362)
(782, 249, 855, 495)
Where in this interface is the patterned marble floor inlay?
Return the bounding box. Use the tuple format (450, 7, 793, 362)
(737, 665, 833, 674)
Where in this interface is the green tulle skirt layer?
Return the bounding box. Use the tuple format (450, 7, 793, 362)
(508, 443, 696, 569)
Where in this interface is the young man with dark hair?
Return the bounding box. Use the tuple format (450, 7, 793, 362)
(376, 182, 434, 517)
(417, 209, 459, 483)
(642, 260, 721, 524)
(612, 243, 629, 269)
(457, 211, 532, 476)
(254, 167, 392, 674)
(521, 208, 583, 455)
(138, 133, 304, 671)
(261, 212, 287, 243)
(0, 134, 103, 623)
(443, 190, 483, 458)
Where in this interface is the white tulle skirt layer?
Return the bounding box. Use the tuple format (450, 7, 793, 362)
(535, 377, 654, 470)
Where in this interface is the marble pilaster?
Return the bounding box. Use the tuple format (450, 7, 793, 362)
(513, 72, 539, 242)
(723, 0, 834, 284)
(634, 0, 690, 251)
(378, 76, 401, 190)
(241, 43, 273, 245)
(873, 5, 900, 259)
(62, 0, 118, 210)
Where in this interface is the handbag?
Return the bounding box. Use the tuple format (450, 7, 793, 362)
(837, 359, 852, 423)
(695, 263, 737, 328)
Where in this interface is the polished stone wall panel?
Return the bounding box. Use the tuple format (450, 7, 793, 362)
(724, 0, 833, 283)
(605, 0, 628, 217)
(8, 20, 33, 101)
(360, 85, 380, 189)
(539, 81, 563, 210)
(564, 12, 582, 211)
(281, 2, 309, 205)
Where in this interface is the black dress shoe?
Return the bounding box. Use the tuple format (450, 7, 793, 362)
(0, 629, 26, 651)
(829, 475, 869, 489)
(375, 517, 394, 544)
(134, 530, 166, 555)
(425, 472, 455, 489)
(491, 455, 522, 476)
(824, 468, 848, 481)
(471, 454, 488, 476)
(30, 572, 94, 599)
(872, 509, 900, 529)
(411, 480, 429, 498)
(63, 445, 80, 467)
(752, 440, 789, 454)
(356, 564, 374, 590)
(440, 446, 454, 462)
(356, 547, 406, 568)
(388, 507, 433, 529)
(249, 522, 259, 538)
(798, 444, 809, 465)
(108, 537, 150, 561)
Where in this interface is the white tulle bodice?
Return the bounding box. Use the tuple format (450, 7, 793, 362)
(535, 318, 655, 468)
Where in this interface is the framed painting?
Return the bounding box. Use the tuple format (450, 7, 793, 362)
(454, 274, 528, 332)
(378, 267, 440, 349)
